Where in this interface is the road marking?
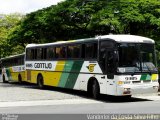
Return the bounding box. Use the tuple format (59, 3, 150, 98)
(0, 99, 103, 108)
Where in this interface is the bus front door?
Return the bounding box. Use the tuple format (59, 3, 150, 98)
(106, 50, 117, 95)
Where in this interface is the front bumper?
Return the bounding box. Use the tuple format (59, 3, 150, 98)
(116, 82, 159, 96)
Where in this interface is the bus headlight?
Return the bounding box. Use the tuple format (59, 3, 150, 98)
(118, 81, 123, 85)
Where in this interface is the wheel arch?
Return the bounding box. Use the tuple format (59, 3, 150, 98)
(87, 77, 100, 94)
(37, 73, 44, 89)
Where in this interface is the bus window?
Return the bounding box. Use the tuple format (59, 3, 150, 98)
(26, 49, 31, 60)
(31, 49, 36, 60)
(47, 47, 55, 60)
(31, 49, 34, 60)
(56, 47, 66, 59)
(42, 48, 47, 60)
(85, 43, 97, 59)
(37, 48, 42, 60)
(73, 45, 81, 58)
(67, 46, 74, 58)
(67, 45, 81, 59)
(81, 44, 85, 58)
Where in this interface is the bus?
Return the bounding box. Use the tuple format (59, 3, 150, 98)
(25, 35, 159, 98)
(0, 53, 25, 83)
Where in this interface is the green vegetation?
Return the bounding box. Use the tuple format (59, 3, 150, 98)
(1, 0, 160, 58)
(0, 13, 24, 57)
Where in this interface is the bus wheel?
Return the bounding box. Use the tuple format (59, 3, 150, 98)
(37, 74, 44, 89)
(3, 75, 7, 83)
(91, 80, 100, 99)
(18, 74, 22, 84)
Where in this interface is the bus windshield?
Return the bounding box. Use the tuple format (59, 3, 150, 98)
(117, 43, 157, 73)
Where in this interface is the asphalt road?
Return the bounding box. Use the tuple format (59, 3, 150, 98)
(0, 98, 160, 114)
(0, 82, 159, 114)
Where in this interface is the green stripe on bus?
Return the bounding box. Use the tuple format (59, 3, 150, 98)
(146, 74, 151, 80)
(58, 61, 74, 87)
(65, 61, 84, 89)
(140, 74, 151, 80)
(6, 68, 11, 80)
(140, 74, 147, 80)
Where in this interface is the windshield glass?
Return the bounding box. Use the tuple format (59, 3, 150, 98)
(117, 43, 157, 73)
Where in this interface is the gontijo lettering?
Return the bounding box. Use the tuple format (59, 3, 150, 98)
(34, 63, 52, 69)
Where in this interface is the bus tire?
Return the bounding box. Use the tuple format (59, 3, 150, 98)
(91, 80, 100, 99)
(18, 74, 22, 84)
(2, 75, 7, 83)
(37, 74, 44, 89)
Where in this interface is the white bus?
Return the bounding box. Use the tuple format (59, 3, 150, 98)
(25, 35, 159, 98)
(0, 53, 25, 83)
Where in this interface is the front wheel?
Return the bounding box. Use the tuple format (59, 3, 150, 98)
(92, 80, 100, 99)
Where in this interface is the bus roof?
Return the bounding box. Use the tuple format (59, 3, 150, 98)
(97, 34, 155, 43)
(1, 53, 25, 60)
(26, 34, 155, 48)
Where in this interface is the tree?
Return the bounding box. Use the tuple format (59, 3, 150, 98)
(7, 0, 160, 54)
(0, 13, 23, 57)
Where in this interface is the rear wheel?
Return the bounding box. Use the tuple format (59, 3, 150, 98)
(37, 74, 44, 89)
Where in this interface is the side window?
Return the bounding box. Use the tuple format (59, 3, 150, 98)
(17, 57, 21, 65)
(67, 46, 74, 58)
(85, 43, 97, 59)
(81, 44, 85, 59)
(22, 55, 24, 64)
(67, 45, 81, 58)
(31, 49, 34, 60)
(27, 48, 47, 60)
(56, 47, 66, 59)
(34, 49, 37, 60)
(31, 49, 37, 60)
(42, 48, 47, 60)
(100, 41, 114, 52)
(73, 45, 81, 58)
(47, 47, 55, 60)
(37, 48, 42, 60)
(26, 49, 31, 60)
